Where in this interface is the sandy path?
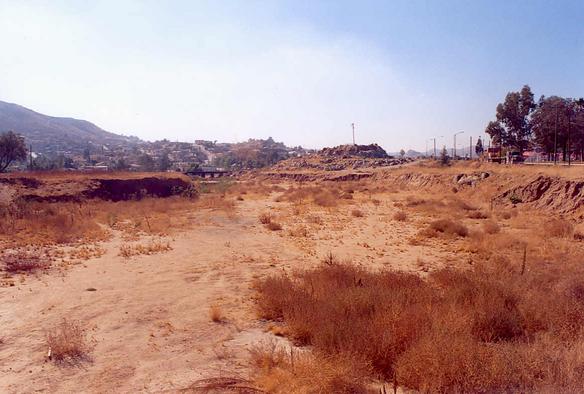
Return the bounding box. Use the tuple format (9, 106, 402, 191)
(0, 194, 461, 393)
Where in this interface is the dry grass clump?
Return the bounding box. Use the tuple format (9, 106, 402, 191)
(468, 210, 489, 219)
(421, 218, 469, 237)
(266, 221, 283, 231)
(351, 209, 365, 218)
(250, 341, 370, 394)
(209, 304, 224, 323)
(482, 219, 501, 234)
(46, 319, 92, 365)
(0, 201, 107, 246)
(118, 240, 172, 258)
(255, 259, 584, 392)
(1, 249, 51, 273)
(393, 211, 407, 221)
(288, 226, 309, 238)
(547, 218, 574, 238)
(258, 212, 273, 225)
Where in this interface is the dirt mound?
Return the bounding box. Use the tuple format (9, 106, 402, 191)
(1, 174, 194, 203)
(321, 144, 389, 158)
(497, 175, 584, 217)
(84, 177, 193, 201)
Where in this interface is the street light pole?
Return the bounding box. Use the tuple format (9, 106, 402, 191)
(431, 136, 444, 159)
(554, 106, 559, 165)
(453, 131, 464, 160)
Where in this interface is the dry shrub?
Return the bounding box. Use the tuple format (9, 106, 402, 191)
(46, 319, 91, 365)
(266, 222, 282, 231)
(258, 212, 273, 225)
(424, 218, 468, 237)
(250, 341, 370, 394)
(482, 220, 501, 234)
(313, 189, 338, 207)
(393, 211, 407, 221)
(118, 240, 172, 258)
(209, 304, 224, 323)
(2, 249, 51, 273)
(0, 201, 107, 246)
(0, 195, 207, 247)
(255, 259, 584, 392)
(497, 209, 517, 220)
(468, 210, 489, 219)
(288, 226, 309, 238)
(351, 209, 365, 218)
(547, 218, 574, 238)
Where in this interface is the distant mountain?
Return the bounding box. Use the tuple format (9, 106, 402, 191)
(0, 100, 139, 156)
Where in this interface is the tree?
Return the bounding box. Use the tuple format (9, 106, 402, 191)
(485, 121, 506, 146)
(440, 146, 450, 166)
(475, 137, 484, 156)
(399, 149, 406, 158)
(485, 85, 535, 153)
(530, 96, 577, 160)
(0, 131, 27, 172)
(138, 153, 155, 171)
(158, 152, 171, 171)
(114, 157, 129, 171)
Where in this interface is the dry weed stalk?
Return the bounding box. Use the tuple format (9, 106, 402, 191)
(46, 319, 91, 365)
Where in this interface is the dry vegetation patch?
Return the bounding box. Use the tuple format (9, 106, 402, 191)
(351, 209, 365, 218)
(1, 249, 51, 274)
(419, 218, 469, 238)
(46, 319, 92, 365)
(118, 240, 172, 258)
(250, 341, 370, 394)
(393, 211, 407, 221)
(255, 259, 584, 392)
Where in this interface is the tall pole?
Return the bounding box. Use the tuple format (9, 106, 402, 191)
(554, 105, 559, 165)
(433, 138, 436, 159)
(453, 131, 464, 160)
(568, 109, 572, 166)
(470, 136, 473, 160)
(351, 123, 355, 145)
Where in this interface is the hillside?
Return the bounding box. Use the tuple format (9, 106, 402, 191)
(0, 100, 138, 155)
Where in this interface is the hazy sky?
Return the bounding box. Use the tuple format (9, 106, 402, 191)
(1, 1, 583, 151)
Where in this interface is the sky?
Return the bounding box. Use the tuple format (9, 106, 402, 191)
(1, 0, 583, 151)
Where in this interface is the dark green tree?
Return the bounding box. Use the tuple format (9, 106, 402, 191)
(486, 85, 535, 153)
(440, 146, 450, 166)
(138, 153, 155, 171)
(158, 152, 171, 171)
(0, 131, 27, 172)
(475, 137, 484, 156)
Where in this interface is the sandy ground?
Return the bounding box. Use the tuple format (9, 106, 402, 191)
(0, 192, 465, 393)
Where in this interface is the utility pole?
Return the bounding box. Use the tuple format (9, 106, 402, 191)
(351, 123, 356, 145)
(453, 131, 464, 160)
(567, 107, 572, 166)
(554, 105, 559, 165)
(470, 136, 473, 160)
(431, 136, 444, 159)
